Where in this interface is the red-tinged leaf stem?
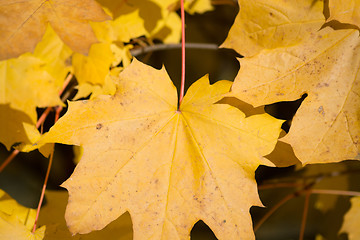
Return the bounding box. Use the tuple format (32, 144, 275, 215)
(299, 190, 311, 240)
(32, 106, 63, 233)
(0, 73, 73, 172)
(179, 0, 186, 106)
(0, 150, 19, 172)
(32, 147, 54, 233)
(254, 191, 296, 232)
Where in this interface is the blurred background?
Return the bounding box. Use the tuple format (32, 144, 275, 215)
(1, 2, 360, 240)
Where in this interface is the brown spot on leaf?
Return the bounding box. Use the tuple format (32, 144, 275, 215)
(318, 106, 325, 116)
(96, 123, 103, 130)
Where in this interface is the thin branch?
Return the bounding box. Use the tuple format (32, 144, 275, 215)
(254, 191, 297, 232)
(310, 189, 360, 197)
(58, 73, 73, 96)
(0, 150, 19, 172)
(130, 43, 219, 57)
(299, 190, 311, 240)
(258, 182, 301, 190)
(32, 145, 54, 233)
(262, 168, 360, 185)
(211, 0, 238, 6)
(32, 106, 63, 233)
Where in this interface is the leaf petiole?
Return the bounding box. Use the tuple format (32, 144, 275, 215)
(178, 0, 186, 107)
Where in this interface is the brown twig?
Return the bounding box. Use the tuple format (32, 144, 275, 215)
(299, 190, 311, 240)
(32, 105, 63, 233)
(130, 43, 219, 57)
(0, 150, 19, 172)
(310, 189, 360, 196)
(258, 182, 301, 190)
(32, 145, 54, 233)
(211, 0, 237, 6)
(254, 191, 298, 232)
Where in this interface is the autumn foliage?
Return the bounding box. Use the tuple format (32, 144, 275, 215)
(0, 0, 359, 239)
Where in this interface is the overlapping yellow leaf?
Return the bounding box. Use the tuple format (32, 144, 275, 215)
(328, 0, 360, 28)
(0, 25, 72, 150)
(0, 0, 110, 60)
(340, 196, 360, 240)
(38, 190, 132, 240)
(98, 0, 181, 43)
(0, 104, 40, 150)
(0, 189, 45, 240)
(184, 0, 213, 14)
(230, 26, 360, 164)
(38, 59, 282, 239)
(221, 0, 325, 57)
(72, 43, 114, 86)
(73, 68, 119, 100)
(33, 26, 73, 84)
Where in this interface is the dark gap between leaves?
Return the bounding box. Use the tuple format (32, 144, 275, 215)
(265, 93, 308, 133)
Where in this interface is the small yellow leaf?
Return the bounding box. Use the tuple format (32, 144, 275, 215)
(340, 196, 360, 240)
(221, 0, 325, 57)
(0, 104, 40, 150)
(73, 68, 118, 101)
(99, 0, 181, 43)
(39, 59, 282, 239)
(33, 25, 73, 84)
(0, 189, 45, 240)
(72, 43, 114, 86)
(328, 0, 360, 28)
(184, 0, 213, 14)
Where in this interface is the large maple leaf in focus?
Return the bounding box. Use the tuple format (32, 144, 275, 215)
(38, 59, 282, 239)
(229, 26, 360, 164)
(0, 0, 110, 60)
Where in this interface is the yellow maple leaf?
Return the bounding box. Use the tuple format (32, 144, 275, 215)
(340, 196, 360, 240)
(33, 26, 73, 84)
(221, 0, 325, 57)
(71, 20, 134, 98)
(72, 43, 114, 86)
(0, 189, 45, 240)
(184, 0, 213, 14)
(98, 0, 181, 43)
(37, 59, 282, 239)
(0, 0, 110, 60)
(0, 104, 40, 150)
(328, 0, 360, 28)
(0, 25, 71, 149)
(73, 68, 119, 101)
(229, 26, 360, 164)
